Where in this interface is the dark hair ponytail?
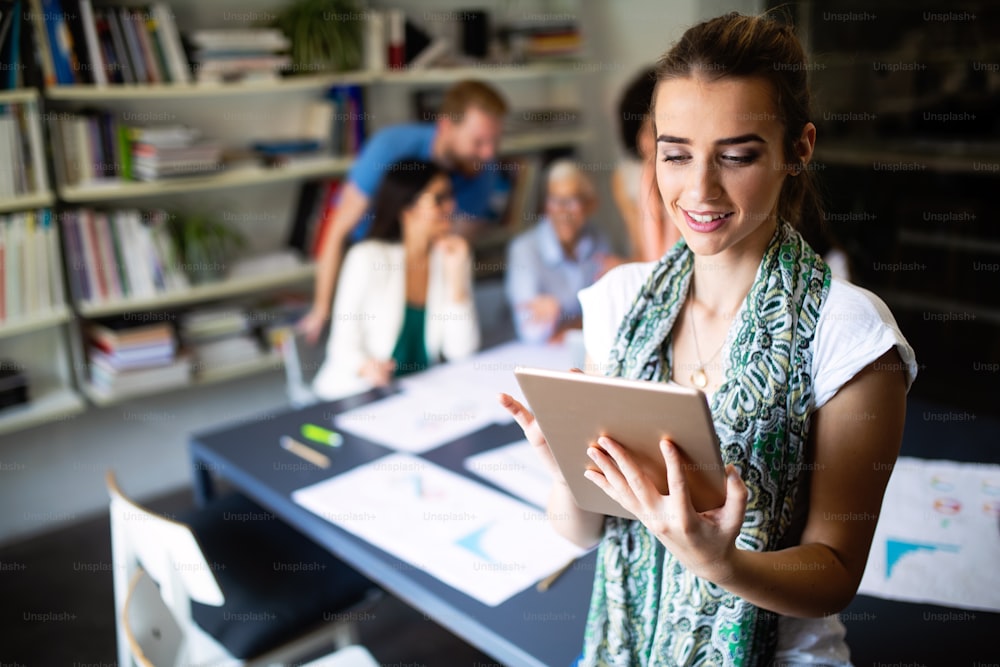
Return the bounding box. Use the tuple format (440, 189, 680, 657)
(653, 12, 824, 236)
(368, 160, 446, 241)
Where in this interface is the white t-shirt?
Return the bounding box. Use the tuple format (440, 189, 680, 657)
(577, 261, 918, 666)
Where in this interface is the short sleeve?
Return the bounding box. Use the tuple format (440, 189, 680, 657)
(811, 279, 918, 409)
(347, 125, 433, 197)
(577, 261, 656, 372)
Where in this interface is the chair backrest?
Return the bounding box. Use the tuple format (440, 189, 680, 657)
(106, 471, 225, 667)
(279, 324, 329, 408)
(122, 567, 184, 667)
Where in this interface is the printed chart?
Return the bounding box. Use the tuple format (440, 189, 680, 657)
(858, 457, 1000, 611)
(333, 341, 574, 453)
(292, 453, 585, 606)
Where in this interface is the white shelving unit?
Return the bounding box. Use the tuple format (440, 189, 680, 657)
(0, 88, 85, 435)
(19, 1, 590, 419)
(58, 158, 354, 203)
(77, 264, 316, 317)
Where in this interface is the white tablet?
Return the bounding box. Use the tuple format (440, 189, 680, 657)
(514, 367, 727, 519)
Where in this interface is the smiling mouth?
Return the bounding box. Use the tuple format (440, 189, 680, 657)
(683, 209, 734, 223)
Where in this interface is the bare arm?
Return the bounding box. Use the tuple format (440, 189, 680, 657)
(298, 182, 371, 341)
(586, 348, 908, 617)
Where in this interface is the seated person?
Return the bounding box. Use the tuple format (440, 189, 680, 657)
(505, 160, 618, 343)
(312, 160, 479, 401)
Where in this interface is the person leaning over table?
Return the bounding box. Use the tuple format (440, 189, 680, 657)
(297, 79, 508, 343)
(505, 159, 621, 344)
(311, 160, 479, 401)
(500, 12, 917, 667)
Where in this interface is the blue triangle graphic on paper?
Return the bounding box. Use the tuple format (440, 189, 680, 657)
(886, 539, 960, 578)
(456, 523, 495, 563)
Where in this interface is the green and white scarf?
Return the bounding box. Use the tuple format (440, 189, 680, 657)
(581, 221, 831, 667)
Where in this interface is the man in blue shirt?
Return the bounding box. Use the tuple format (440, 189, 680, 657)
(506, 160, 621, 343)
(299, 80, 508, 341)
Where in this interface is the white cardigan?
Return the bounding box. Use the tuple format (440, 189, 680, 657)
(312, 240, 480, 401)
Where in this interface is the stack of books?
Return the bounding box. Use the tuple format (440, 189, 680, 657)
(1, 209, 65, 323)
(0, 99, 48, 197)
(60, 208, 189, 306)
(179, 306, 264, 376)
(88, 319, 191, 398)
(130, 124, 222, 181)
(506, 18, 582, 61)
(50, 115, 222, 185)
(189, 29, 291, 84)
(26, 0, 190, 86)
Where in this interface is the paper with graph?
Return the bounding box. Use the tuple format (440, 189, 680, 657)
(332, 341, 575, 453)
(292, 453, 585, 606)
(464, 439, 554, 509)
(858, 457, 1000, 612)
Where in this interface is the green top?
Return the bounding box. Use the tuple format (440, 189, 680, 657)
(391, 304, 430, 377)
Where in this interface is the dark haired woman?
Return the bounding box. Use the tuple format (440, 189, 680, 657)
(313, 160, 478, 400)
(501, 13, 916, 666)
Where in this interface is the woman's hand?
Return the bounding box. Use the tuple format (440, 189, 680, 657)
(434, 234, 471, 301)
(435, 234, 470, 280)
(584, 436, 748, 582)
(295, 307, 329, 344)
(358, 358, 396, 386)
(497, 393, 565, 483)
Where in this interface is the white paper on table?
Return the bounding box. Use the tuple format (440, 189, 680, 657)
(333, 341, 576, 453)
(464, 440, 553, 509)
(858, 457, 1000, 612)
(333, 390, 498, 454)
(292, 453, 585, 607)
(397, 340, 575, 424)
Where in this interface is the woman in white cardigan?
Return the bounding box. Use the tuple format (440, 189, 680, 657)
(312, 160, 480, 401)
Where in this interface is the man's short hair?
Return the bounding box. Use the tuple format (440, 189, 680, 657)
(439, 80, 508, 122)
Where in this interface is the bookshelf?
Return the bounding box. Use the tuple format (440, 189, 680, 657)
(0, 86, 85, 434)
(0, 0, 591, 426)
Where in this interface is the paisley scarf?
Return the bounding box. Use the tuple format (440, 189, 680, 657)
(581, 221, 831, 666)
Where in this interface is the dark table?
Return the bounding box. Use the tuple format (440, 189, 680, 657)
(189, 390, 593, 667)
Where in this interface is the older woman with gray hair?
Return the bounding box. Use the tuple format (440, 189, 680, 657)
(505, 159, 622, 343)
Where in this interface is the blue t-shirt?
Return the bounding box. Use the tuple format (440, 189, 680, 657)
(347, 123, 500, 241)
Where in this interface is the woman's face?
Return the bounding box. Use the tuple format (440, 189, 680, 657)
(653, 75, 808, 260)
(404, 174, 455, 241)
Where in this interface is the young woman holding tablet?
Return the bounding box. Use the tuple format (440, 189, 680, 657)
(500, 13, 916, 666)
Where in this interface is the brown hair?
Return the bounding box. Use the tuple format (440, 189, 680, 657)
(652, 12, 822, 233)
(438, 80, 508, 122)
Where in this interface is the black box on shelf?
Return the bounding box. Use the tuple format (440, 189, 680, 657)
(0, 362, 30, 411)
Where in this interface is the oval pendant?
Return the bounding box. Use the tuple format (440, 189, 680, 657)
(691, 368, 708, 389)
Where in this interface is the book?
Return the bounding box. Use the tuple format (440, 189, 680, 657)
(150, 3, 189, 84)
(77, 0, 106, 85)
(25, 0, 55, 85)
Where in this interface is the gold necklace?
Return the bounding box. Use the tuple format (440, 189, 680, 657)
(687, 282, 726, 390)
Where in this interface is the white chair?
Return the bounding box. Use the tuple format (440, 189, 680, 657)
(107, 471, 378, 667)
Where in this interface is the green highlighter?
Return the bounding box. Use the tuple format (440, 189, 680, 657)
(301, 423, 344, 448)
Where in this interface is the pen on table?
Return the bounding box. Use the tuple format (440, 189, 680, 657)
(301, 423, 344, 447)
(280, 436, 331, 468)
(536, 557, 576, 592)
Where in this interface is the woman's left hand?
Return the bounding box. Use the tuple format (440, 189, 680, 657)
(584, 436, 748, 583)
(435, 234, 470, 280)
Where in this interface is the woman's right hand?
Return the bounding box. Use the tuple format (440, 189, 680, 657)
(295, 308, 328, 345)
(497, 393, 565, 484)
(359, 358, 396, 386)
